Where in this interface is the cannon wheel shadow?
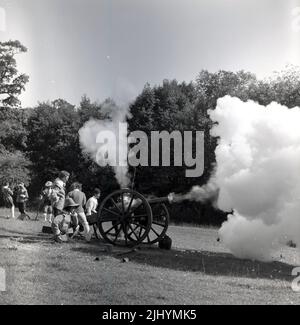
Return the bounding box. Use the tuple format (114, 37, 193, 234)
(72, 242, 296, 282)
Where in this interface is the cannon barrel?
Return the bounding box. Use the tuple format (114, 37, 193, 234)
(147, 193, 178, 205)
(147, 196, 170, 204)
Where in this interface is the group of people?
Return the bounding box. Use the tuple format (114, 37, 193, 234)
(2, 182, 30, 220)
(39, 171, 101, 243)
(2, 170, 101, 244)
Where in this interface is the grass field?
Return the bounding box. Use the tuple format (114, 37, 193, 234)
(0, 208, 299, 305)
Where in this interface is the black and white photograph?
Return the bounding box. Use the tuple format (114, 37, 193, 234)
(0, 0, 300, 309)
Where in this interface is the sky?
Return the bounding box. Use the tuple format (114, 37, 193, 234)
(0, 0, 300, 107)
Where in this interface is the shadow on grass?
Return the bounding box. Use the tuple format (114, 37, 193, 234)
(0, 226, 51, 243)
(0, 218, 295, 283)
(72, 243, 295, 282)
(0, 215, 35, 221)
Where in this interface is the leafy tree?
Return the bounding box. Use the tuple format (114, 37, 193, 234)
(0, 40, 31, 205)
(0, 150, 31, 186)
(128, 80, 208, 196)
(26, 100, 81, 195)
(0, 40, 29, 107)
(0, 106, 28, 152)
(268, 64, 300, 107)
(195, 70, 258, 110)
(78, 95, 106, 123)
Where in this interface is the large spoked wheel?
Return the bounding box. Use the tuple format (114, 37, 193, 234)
(97, 189, 153, 247)
(143, 203, 169, 245)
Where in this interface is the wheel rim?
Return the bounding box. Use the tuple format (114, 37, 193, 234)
(97, 189, 153, 247)
(143, 203, 169, 245)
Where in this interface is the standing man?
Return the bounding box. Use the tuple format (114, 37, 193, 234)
(16, 183, 30, 220)
(2, 182, 15, 219)
(52, 171, 70, 217)
(39, 181, 54, 222)
(67, 182, 92, 242)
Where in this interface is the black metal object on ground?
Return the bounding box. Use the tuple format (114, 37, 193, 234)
(158, 235, 172, 250)
(42, 226, 52, 234)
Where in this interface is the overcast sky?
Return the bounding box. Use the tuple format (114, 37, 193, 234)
(0, 0, 300, 107)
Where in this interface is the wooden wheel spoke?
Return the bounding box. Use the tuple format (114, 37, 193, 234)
(112, 226, 123, 243)
(104, 222, 121, 236)
(128, 224, 140, 241)
(130, 223, 147, 238)
(102, 207, 121, 219)
(150, 226, 160, 237)
(125, 195, 135, 214)
(128, 202, 144, 215)
(131, 222, 147, 230)
(110, 197, 122, 213)
(138, 226, 143, 238)
(121, 193, 125, 215)
(128, 224, 139, 236)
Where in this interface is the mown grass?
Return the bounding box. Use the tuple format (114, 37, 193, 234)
(0, 208, 299, 305)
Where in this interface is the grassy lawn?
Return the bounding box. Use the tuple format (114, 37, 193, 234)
(0, 208, 299, 305)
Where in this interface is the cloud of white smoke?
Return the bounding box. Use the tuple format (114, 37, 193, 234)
(78, 101, 131, 188)
(171, 176, 219, 207)
(208, 96, 300, 261)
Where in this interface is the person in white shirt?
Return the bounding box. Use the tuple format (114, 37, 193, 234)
(85, 188, 101, 216)
(39, 181, 54, 222)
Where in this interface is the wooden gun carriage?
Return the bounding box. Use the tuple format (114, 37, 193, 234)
(87, 189, 172, 247)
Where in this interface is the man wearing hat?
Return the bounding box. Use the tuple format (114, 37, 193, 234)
(39, 181, 54, 222)
(51, 197, 80, 243)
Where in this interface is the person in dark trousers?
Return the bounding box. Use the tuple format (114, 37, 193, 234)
(67, 182, 92, 242)
(2, 182, 15, 219)
(16, 183, 30, 220)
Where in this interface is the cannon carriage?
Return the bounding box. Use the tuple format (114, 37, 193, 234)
(88, 188, 172, 247)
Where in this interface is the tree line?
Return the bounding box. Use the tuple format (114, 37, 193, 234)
(1, 40, 300, 225)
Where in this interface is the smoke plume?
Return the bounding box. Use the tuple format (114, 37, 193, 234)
(181, 96, 300, 261)
(171, 177, 219, 206)
(78, 101, 131, 188)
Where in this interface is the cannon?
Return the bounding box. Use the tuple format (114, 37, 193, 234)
(88, 189, 176, 247)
